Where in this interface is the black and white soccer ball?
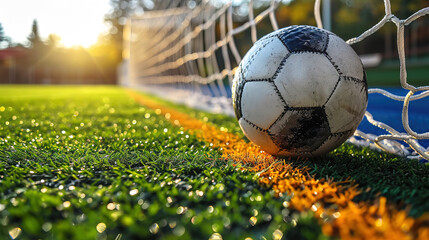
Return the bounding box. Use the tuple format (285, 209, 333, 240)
(232, 25, 368, 157)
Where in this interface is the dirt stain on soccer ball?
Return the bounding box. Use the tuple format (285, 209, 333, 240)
(271, 108, 331, 154)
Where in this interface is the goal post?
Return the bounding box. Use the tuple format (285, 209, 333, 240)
(122, 0, 429, 161)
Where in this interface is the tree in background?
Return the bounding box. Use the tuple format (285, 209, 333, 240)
(0, 23, 11, 49)
(104, 0, 136, 61)
(0, 23, 5, 45)
(0, 19, 118, 84)
(46, 34, 61, 49)
(274, 0, 428, 57)
(27, 20, 44, 49)
(26, 19, 46, 83)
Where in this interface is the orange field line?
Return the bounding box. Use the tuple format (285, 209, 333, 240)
(127, 90, 429, 240)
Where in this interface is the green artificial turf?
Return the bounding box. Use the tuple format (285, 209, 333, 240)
(0, 86, 328, 240)
(285, 145, 429, 217)
(140, 91, 429, 218)
(0, 85, 428, 239)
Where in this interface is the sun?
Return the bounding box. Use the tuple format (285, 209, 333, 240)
(39, 0, 110, 48)
(59, 32, 98, 48)
(51, 20, 106, 48)
(0, 0, 111, 49)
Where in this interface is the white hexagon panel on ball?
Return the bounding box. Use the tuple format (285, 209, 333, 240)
(232, 25, 367, 157)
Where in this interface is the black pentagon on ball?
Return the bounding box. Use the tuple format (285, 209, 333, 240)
(277, 25, 329, 53)
(269, 107, 331, 153)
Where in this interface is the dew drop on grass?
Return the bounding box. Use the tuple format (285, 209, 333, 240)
(107, 203, 115, 210)
(169, 221, 176, 229)
(9, 227, 21, 239)
(190, 216, 197, 225)
(42, 222, 52, 232)
(149, 223, 159, 234)
(96, 222, 107, 233)
(283, 201, 289, 208)
(207, 205, 214, 213)
(249, 216, 257, 226)
(311, 204, 318, 212)
(272, 229, 283, 240)
(177, 206, 186, 215)
(141, 202, 150, 210)
(10, 198, 18, 206)
(196, 190, 204, 197)
(209, 233, 222, 240)
(252, 209, 258, 216)
(333, 212, 341, 218)
(129, 189, 138, 196)
(212, 223, 221, 232)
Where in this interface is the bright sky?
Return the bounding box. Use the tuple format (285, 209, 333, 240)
(0, 0, 112, 48)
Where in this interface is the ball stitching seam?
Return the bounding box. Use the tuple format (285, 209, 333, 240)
(323, 52, 343, 76)
(242, 117, 268, 133)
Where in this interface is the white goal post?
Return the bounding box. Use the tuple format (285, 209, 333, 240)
(121, 0, 429, 161)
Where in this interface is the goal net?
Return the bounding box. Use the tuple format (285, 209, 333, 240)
(121, 0, 429, 161)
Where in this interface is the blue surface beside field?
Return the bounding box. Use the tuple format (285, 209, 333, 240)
(360, 88, 429, 148)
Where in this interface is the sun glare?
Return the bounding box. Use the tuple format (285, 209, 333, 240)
(58, 32, 99, 48)
(0, 0, 110, 48)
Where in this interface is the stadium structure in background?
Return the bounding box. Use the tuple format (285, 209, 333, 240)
(120, 0, 429, 161)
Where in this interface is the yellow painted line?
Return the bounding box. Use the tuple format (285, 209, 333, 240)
(127, 90, 429, 240)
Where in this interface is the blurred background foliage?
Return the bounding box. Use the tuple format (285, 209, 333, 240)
(0, 0, 428, 85)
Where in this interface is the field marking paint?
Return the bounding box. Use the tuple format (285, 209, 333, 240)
(127, 90, 429, 240)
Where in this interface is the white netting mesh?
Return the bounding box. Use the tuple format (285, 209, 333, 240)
(122, 0, 429, 161)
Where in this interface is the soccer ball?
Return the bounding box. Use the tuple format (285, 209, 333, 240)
(232, 25, 367, 157)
